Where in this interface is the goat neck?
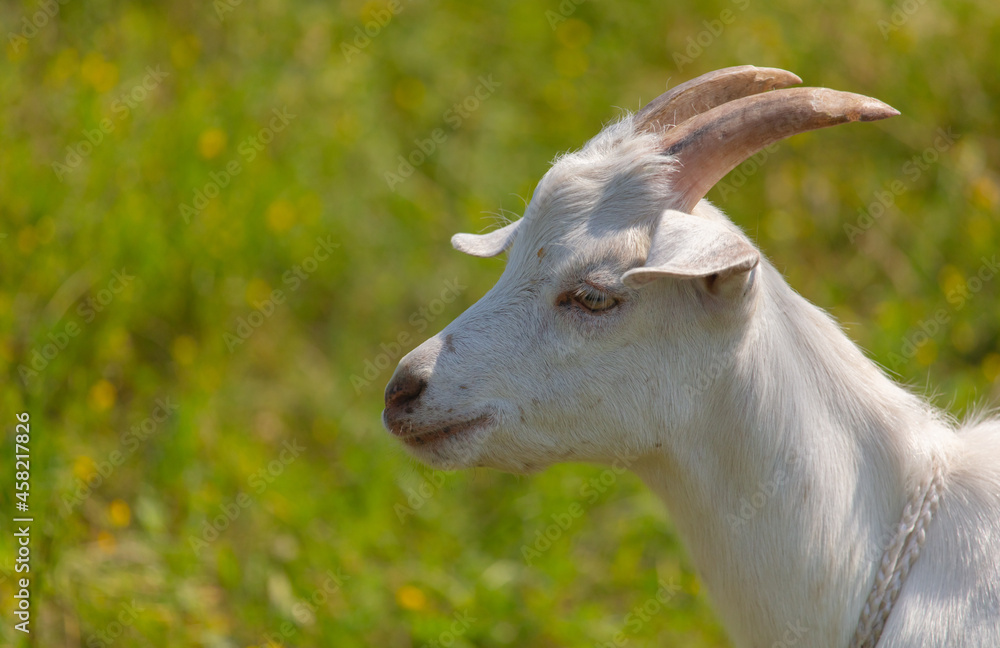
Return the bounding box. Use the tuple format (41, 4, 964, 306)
(631, 259, 951, 647)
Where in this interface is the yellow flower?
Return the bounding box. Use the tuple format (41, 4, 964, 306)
(110, 499, 131, 527)
(97, 530, 117, 553)
(266, 200, 296, 233)
(88, 379, 117, 411)
(73, 455, 97, 481)
(198, 128, 228, 159)
(396, 585, 427, 611)
(81, 52, 119, 92)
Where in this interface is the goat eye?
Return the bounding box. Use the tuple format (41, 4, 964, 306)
(572, 286, 618, 312)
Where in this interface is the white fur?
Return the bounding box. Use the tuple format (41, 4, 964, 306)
(383, 115, 1000, 647)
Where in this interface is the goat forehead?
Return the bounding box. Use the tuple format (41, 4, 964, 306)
(505, 146, 670, 270)
(507, 212, 649, 275)
(537, 140, 672, 221)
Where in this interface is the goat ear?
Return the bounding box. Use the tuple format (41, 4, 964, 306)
(451, 220, 521, 258)
(622, 210, 759, 296)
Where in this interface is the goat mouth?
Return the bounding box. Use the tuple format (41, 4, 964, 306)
(388, 413, 492, 447)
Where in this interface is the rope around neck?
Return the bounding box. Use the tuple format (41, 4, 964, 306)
(849, 461, 944, 648)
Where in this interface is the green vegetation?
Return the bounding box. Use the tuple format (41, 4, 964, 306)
(1, 0, 998, 645)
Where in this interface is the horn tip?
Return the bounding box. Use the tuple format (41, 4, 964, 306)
(856, 97, 901, 122)
(754, 66, 803, 89)
(812, 88, 901, 122)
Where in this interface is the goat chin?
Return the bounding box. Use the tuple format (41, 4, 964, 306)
(383, 66, 1000, 647)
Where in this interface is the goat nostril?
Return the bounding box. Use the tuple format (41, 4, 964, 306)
(385, 371, 427, 411)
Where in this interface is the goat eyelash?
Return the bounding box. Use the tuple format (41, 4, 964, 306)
(568, 285, 619, 313)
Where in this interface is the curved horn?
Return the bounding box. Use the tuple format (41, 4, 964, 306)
(662, 87, 900, 212)
(634, 66, 803, 133)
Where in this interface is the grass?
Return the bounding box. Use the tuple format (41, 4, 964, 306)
(1, 0, 998, 645)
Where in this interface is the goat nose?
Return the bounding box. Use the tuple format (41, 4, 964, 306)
(385, 368, 427, 412)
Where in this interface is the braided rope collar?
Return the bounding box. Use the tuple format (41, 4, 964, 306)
(849, 461, 945, 648)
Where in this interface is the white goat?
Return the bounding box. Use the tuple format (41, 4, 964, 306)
(382, 66, 1000, 647)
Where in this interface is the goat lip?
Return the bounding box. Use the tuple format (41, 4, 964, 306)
(390, 413, 492, 446)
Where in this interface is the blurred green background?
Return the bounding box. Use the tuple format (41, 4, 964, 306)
(1, 0, 998, 646)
